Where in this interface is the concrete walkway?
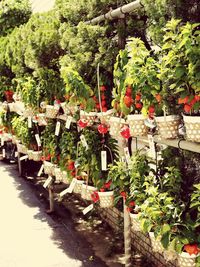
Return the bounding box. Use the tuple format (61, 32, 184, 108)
(0, 162, 107, 267)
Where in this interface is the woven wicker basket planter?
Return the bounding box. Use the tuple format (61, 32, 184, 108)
(130, 213, 141, 232)
(73, 179, 85, 194)
(32, 151, 42, 162)
(17, 143, 28, 154)
(61, 103, 78, 116)
(177, 252, 199, 267)
(156, 115, 180, 139)
(45, 105, 59, 119)
(149, 232, 164, 254)
(109, 116, 126, 136)
(27, 150, 34, 160)
(61, 170, 70, 185)
(43, 161, 54, 176)
(23, 108, 34, 118)
(98, 191, 114, 208)
(55, 167, 63, 183)
(127, 114, 147, 137)
(183, 115, 200, 143)
(97, 109, 114, 125)
(163, 248, 178, 263)
(80, 110, 97, 126)
(81, 184, 97, 201)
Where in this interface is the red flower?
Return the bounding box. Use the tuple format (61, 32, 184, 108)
(46, 154, 51, 161)
(40, 156, 45, 161)
(129, 201, 135, 207)
(67, 161, 75, 171)
(155, 94, 162, 103)
(102, 107, 108, 112)
(96, 103, 100, 110)
(135, 102, 143, 110)
(127, 207, 132, 213)
(78, 119, 88, 128)
(120, 191, 127, 199)
(98, 123, 108, 134)
(184, 244, 199, 255)
(91, 191, 99, 203)
(71, 170, 76, 177)
(178, 96, 189, 104)
(54, 99, 61, 104)
(120, 126, 131, 139)
(124, 96, 133, 108)
(101, 94, 106, 100)
(184, 104, 192, 113)
(135, 93, 141, 101)
(101, 100, 107, 107)
(100, 85, 106, 92)
(126, 86, 132, 96)
(148, 106, 155, 114)
(104, 180, 112, 189)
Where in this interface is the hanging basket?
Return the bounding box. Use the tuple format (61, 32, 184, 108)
(55, 167, 63, 183)
(27, 150, 33, 160)
(36, 113, 47, 126)
(149, 232, 164, 254)
(45, 105, 59, 119)
(73, 179, 85, 194)
(127, 114, 147, 137)
(109, 116, 126, 136)
(17, 143, 28, 154)
(97, 109, 114, 125)
(155, 115, 180, 139)
(80, 110, 97, 126)
(177, 252, 199, 267)
(61, 170, 70, 185)
(43, 161, 54, 176)
(23, 108, 35, 118)
(98, 191, 114, 208)
(130, 213, 141, 232)
(163, 248, 178, 263)
(81, 184, 97, 201)
(32, 151, 42, 162)
(183, 115, 200, 143)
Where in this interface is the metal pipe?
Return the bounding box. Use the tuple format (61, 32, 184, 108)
(137, 136, 200, 154)
(85, 0, 141, 24)
(48, 185, 54, 213)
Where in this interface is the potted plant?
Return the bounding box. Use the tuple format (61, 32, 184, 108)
(158, 19, 200, 142)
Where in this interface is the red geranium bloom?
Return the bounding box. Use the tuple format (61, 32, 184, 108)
(78, 119, 88, 129)
(120, 191, 126, 199)
(184, 244, 199, 255)
(91, 191, 99, 203)
(129, 201, 135, 207)
(67, 161, 75, 170)
(98, 123, 108, 134)
(100, 188, 105, 192)
(120, 126, 131, 139)
(104, 180, 112, 189)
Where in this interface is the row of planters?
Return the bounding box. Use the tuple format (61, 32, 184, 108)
(0, 92, 200, 266)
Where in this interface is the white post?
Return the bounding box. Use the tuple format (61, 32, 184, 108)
(124, 198, 132, 267)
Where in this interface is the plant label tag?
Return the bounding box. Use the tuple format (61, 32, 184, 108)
(28, 116, 32, 128)
(43, 176, 53, 188)
(148, 135, 156, 159)
(15, 151, 18, 157)
(59, 187, 71, 197)
(35, 134, 41, 147)
(55, 121, 61, 136)
(80, 135, 88, 150)
(2, 149, 5, 158)
(101, 151, 107, 171)
(83, 204, 94, 215)
(38, 164, 44, 177)
(124, 147, 131, 164)
(67, 178, 77, 193)
(65, 116, 72, 129)
(20, 155, 29, 161)
(1, 137, 4, 146)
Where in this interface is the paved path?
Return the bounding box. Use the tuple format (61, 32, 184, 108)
(0, 162, 107, 267)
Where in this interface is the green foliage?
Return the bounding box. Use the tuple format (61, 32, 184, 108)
(0, 0, 31, 36)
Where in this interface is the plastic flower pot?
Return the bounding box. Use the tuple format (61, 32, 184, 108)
(98, 191, 114, 208)
(32, 151, 42, 162)
(55, 167, 63, 183)
(130, 213, 141, 232)
(155, 115, 180, 139)
(177, 252, 199, 267)
(127, 114, 147, 137)
(183, 115, 200, 143)
(43, 161, 54, 176)
(45, 105, 59, 119)
(81, 184, 97, 201)
(149, 232, 164, 254)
